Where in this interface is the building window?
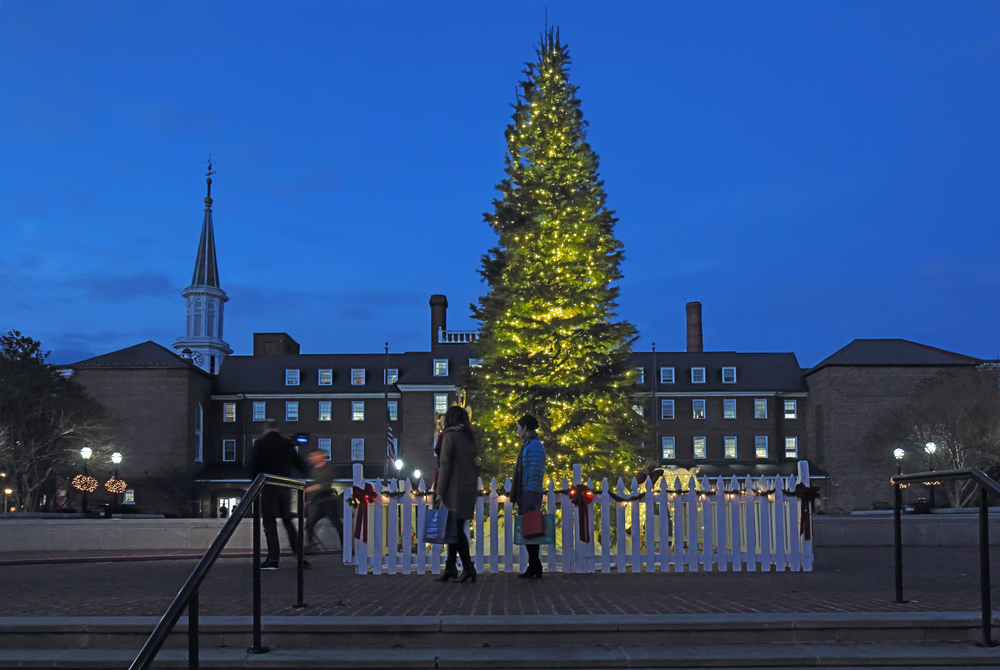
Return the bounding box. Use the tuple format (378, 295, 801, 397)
(635, 367, 644, 383)
(252, 402, 266, 422)
(692, 399, 706, 420)
(223, 402, 236, 422)
(318, 369, 333, 385)
(123, 489, 135, 504)
(755, 436, 768, 458)
(632, 404, 644, 417)
(195, 403, 203, 462)
(434, 393, 449, 415)
(351, 438, 364, 461)
(784, 399, 797, 419)
(754, 399, 767, 419)
(317, 438, 332, 458)
(351, 369, 365, 385)
(319, 401, 332, 421)
(385, 368, 399, 384)
(691, 367, 706, 384)
(388, 400, 398, 421)
(724, 436, 737, 459)
(286, 401, 299, 422)
(223, 439, 236, 462)
(285, 369, 300, 386)
(723, 399, 736, 419)
(661, 367, 675, 384)
(722, 367, 737, 383)
(693, 436, 707, 459)
(352, 401, 365, 421)
(469, 358, 483, 368)
(433, 359, 449, 376)
(661, 399, 674, 420)
(785, 437, 798, 458)
(661, 437, 675, 460)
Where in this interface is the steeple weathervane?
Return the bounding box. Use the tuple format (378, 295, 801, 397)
(205, 157, 215, 206)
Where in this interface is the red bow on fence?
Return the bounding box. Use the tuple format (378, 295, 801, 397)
(569, 484, 595, 544)
(792, 482, 820, 541)
(352, 483, 379, 541)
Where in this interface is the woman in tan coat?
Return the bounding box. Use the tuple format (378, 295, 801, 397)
(434, 405, 479, 583)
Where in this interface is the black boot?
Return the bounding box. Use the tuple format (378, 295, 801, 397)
(436, 564, 458, 582)
(458, 567, 477, 583)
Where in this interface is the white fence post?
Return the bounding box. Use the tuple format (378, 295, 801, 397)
(474, 476, 484, 573)
(401, 478, 413, 575)
(503, 478, 514, 574)
(387, 478, 399, 575)
(600, 477, 612, 574)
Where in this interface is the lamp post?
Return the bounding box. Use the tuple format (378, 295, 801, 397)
(413, 469, 421, 483)
(893, 448, 905, 475)
(394, 459, 403, 480)
(3, 487, 12, 513)
(924, 442, 937, 508)
(111, 452, 123, 505)
(80, 446, 92, 512)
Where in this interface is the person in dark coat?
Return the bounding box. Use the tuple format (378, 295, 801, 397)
(511, 414, 547, 578)
(249, 419, 310, 570)
(305, 449, 343, 551)
(434, 405, 479, 583)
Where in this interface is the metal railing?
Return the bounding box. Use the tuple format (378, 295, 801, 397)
(891, 468, 1000, 647)
(128, 473, 307, 670)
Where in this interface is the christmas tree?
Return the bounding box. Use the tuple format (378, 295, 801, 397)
(469, 28, 646, 482)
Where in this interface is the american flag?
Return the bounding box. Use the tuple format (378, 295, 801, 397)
(386, 423, 397, 463)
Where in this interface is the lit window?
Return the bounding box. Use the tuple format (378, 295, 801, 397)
(385, 368, 399, 384)
(691, 367, 706, 384)
(755, 436, 768, 458)
(635, 367, 644, 383)
(468, 358, 483, 368)
(785, 437, 798, 458)
(784, 399, 797, 419)
(286, 401, 299, 422)
(195, 403, 203, 462)
(318, 369, 333, 385)
(223, 439, 236, 462)
(317, 438, 332, 458)
(285, 369, 300, 386)
(722, 367, 736, 384)
(660, 367, 675, 384)
(252, 402, 266, 422)
(692, 399, 706, 420)
(351, 369, 365, 385)
(661, 437, 675, 460)
(388, 401, 398, 421)
(318, 401, 332, 421)
(434, 393, 449, 415)
(352, 401, 365, 421)
(661, 399, 675, 420)
(223, 403, 236, 422)
(123, 489, 135, 504)
(754, 399, 767, 419)
(351, 438, 364, 461)
(693, 436, 707, 459)
(723, 399, 736, 419)
(724, 436, 737, 459)
(632, 404, 644, 417)
(433, 359, 449, 376)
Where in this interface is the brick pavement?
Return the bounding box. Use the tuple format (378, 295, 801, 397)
(1, 547, 997, 618)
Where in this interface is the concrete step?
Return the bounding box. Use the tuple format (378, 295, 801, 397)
(1, 642, 1000, 668)
(2, 613, 999, 650)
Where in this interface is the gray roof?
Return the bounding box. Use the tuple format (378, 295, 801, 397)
(190, 205, 220, 288)
(630, 351, 807, 392)
(806, 339, 980, 375)
(70, 341, 201, 370)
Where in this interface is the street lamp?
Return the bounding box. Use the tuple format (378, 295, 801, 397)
(394, 459, 403, 471)
(893, 448, 905, 475)
(3, 487, 12, 513)
(924, 442, 937, 508)
(413, 469, 421, 482)
(80, 446, 92, 512)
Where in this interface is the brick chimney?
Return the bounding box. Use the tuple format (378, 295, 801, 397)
(685, 301, 703, 353)
(430, 294, 448, 347)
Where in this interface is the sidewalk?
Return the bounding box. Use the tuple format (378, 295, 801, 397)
(1, 547, 996, 618)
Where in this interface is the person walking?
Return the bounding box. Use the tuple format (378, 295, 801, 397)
(305, 449, 344, 551)
(511, 414, 546, 579)
(434, 405, 479, 583)
(249, 419, 310, 570)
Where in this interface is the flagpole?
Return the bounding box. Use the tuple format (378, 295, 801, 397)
(384, 341, 389, 482)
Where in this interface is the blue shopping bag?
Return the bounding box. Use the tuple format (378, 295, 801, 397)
(423, 507, 458, 544)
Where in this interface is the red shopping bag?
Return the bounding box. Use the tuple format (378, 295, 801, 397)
(520, 508, 545, 538)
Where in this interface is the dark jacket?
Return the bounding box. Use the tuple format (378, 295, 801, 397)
(249, 431, 309, 480)
(435, 428, 479, 520)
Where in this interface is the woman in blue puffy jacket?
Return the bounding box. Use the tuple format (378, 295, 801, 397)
(510, 414, 546, 578)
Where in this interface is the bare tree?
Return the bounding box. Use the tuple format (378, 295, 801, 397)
(868, 366, 1000, 507)
(141, 466, 197, 517)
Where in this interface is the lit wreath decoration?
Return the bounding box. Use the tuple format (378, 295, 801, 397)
(72, 475, 98, 493)
(105, 477, 127, 494)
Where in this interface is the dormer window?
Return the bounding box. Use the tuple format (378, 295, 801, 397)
(691, 367, 706, 384)
(433, 359, 449, 377)
(318, 369, 333, 385)
(722, 367, 737, 384)
(351, 369, 365, 385)
(385, 368, 399, 384)
(634, 367, 644, 383)
(285, 369, 300, 386)
(660, 367, 675, 384)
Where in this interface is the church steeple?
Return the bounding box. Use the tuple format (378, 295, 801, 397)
(174, 161, 233, 375)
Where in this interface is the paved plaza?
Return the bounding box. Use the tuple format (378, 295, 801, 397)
(1, 546, 997, 618)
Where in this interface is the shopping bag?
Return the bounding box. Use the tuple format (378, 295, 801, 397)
(521, 508, 545, 538)
(514, 513, 555, 545)
(423, 507, 458, 544)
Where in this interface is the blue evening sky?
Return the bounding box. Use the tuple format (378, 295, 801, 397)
(1, 1, 997, 367)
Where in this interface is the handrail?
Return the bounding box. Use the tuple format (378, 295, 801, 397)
(890, 467, 999, 648)
(129, 473, 307, 670)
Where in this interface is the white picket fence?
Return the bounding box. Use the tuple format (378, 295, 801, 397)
(343, 461, 814, 575)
